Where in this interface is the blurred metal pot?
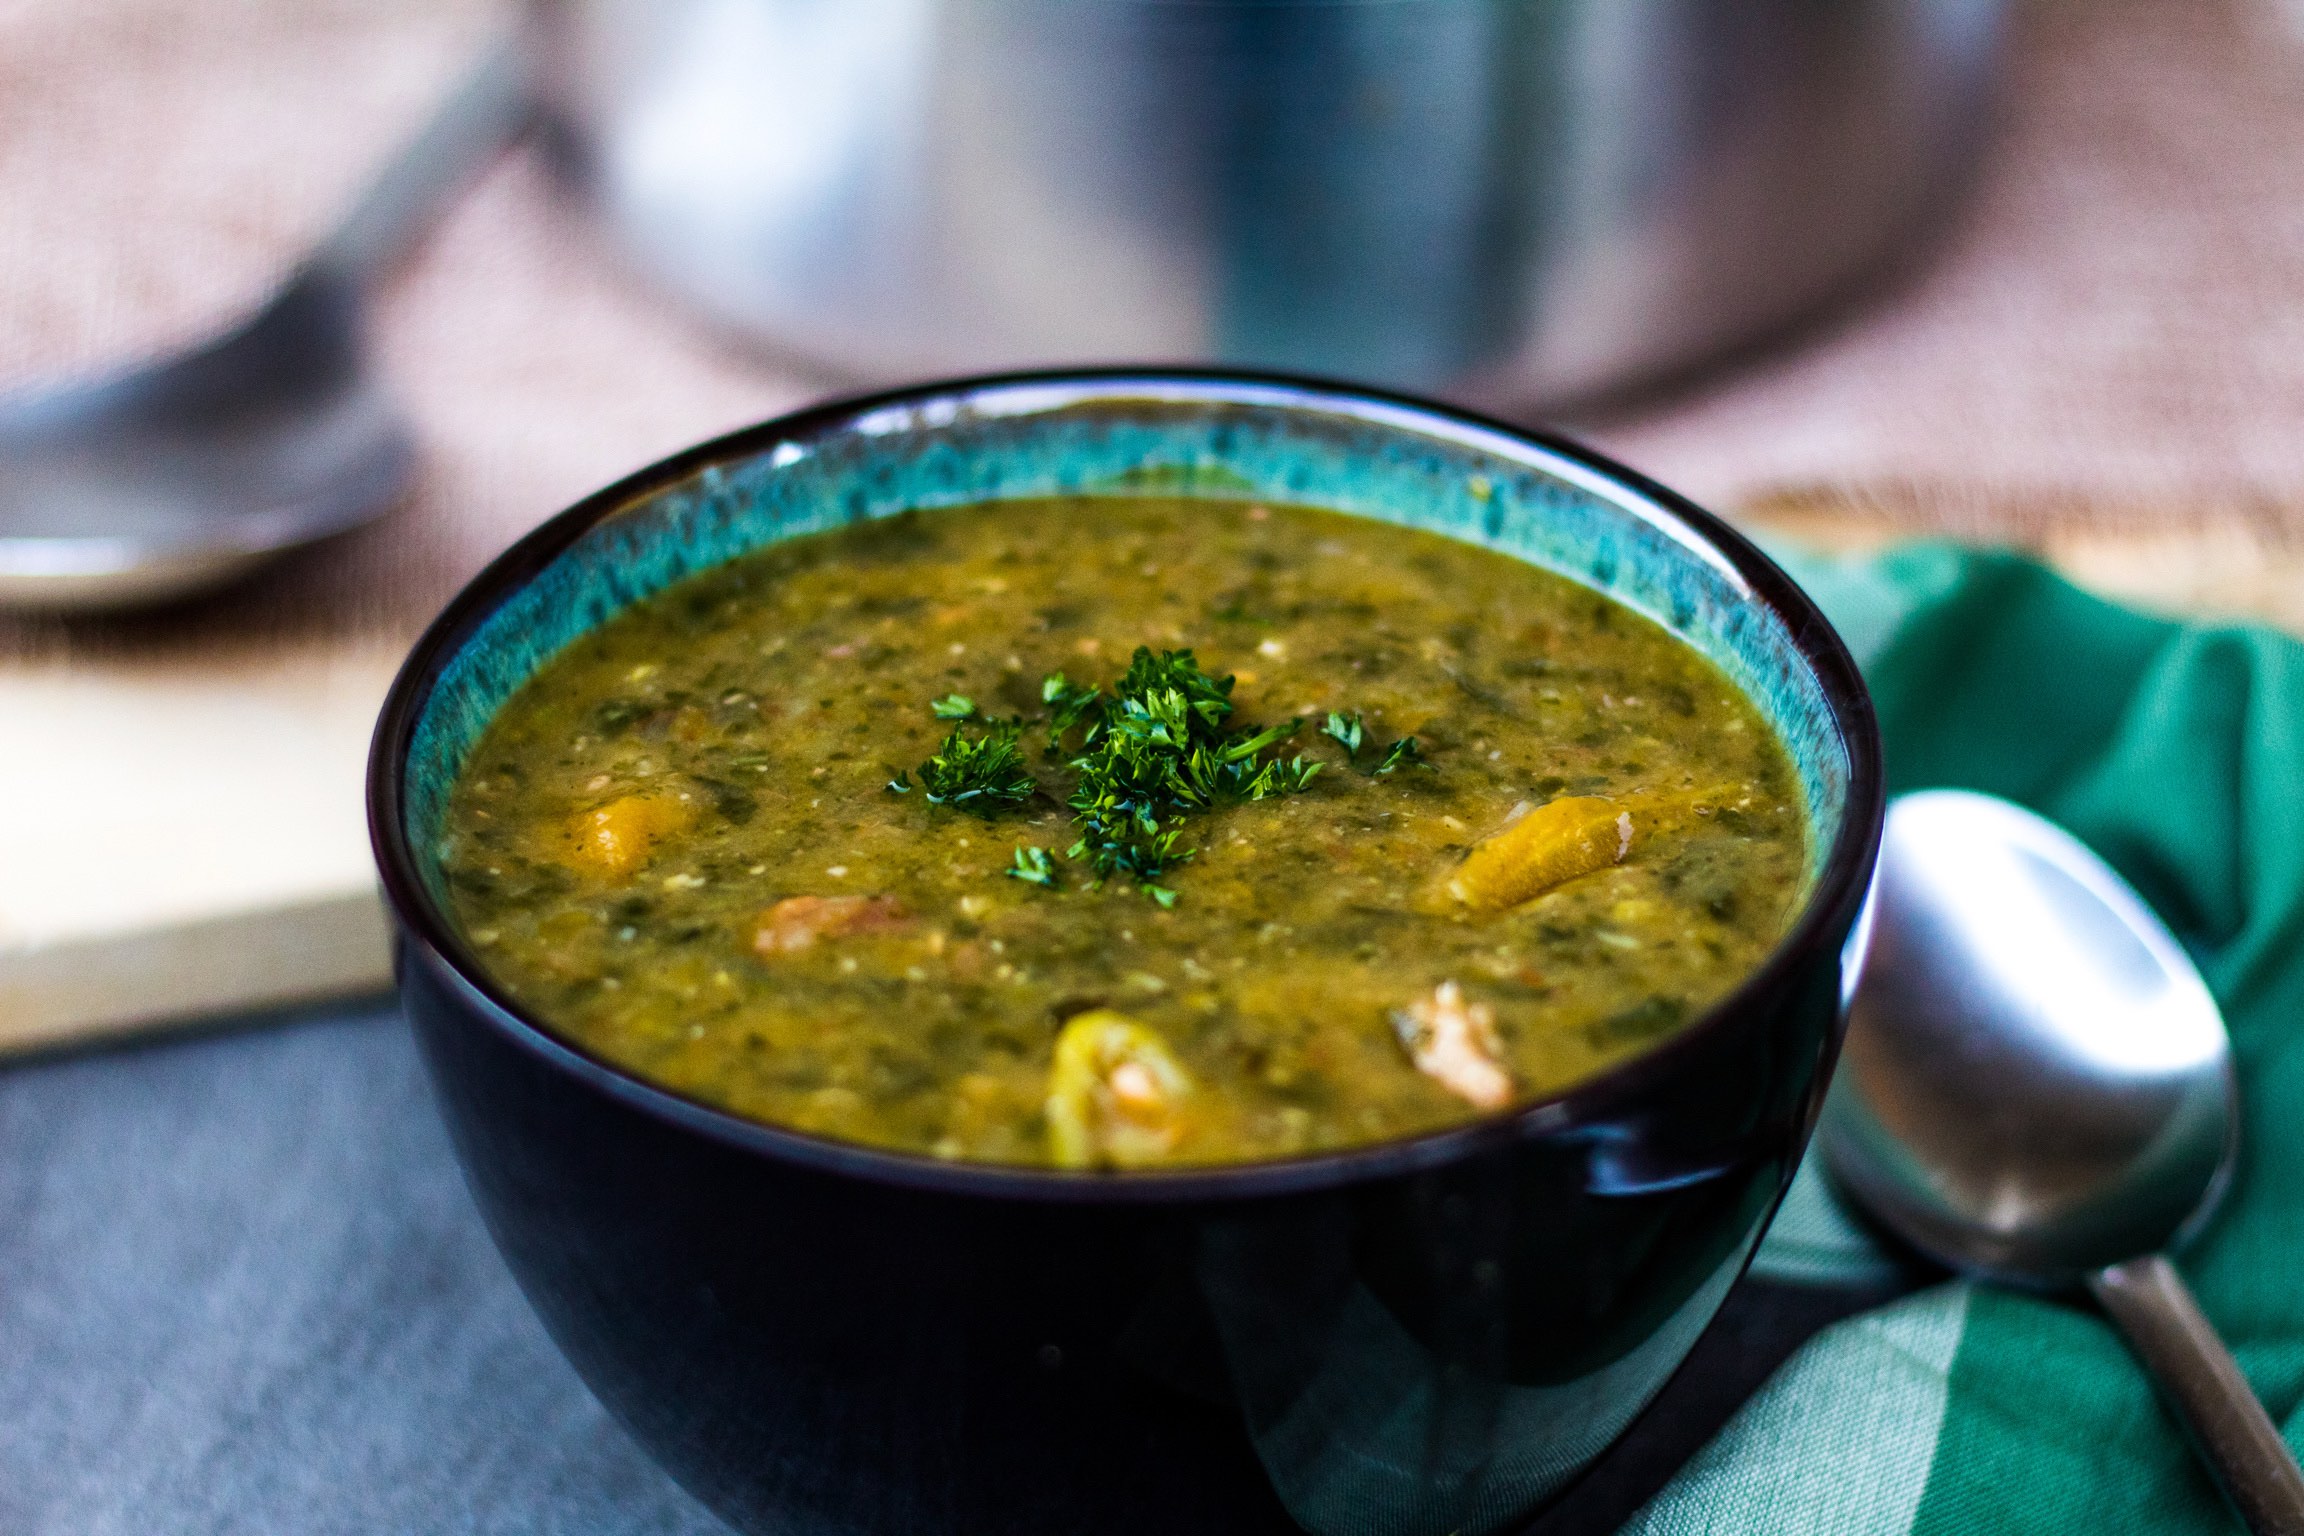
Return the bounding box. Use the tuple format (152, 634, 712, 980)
(528, 0, 2006, 409)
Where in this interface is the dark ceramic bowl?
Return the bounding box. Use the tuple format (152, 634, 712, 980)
(368, 371, 1882, 1536)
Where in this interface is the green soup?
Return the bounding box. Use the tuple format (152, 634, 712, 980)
(439, 496, 1809, 1169)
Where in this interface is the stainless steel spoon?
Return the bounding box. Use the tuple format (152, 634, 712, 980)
(0, 39, 530, 613)
(1823, 789, 2304, 1534)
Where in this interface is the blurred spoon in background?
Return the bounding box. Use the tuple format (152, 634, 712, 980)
(1823, 790, 2304, 1535)
(0, 39, 530, 614)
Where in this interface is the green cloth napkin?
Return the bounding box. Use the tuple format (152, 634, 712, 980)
(1625, 544, 2304, 1535)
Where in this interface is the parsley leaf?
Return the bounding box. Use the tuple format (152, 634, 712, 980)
(910, 647, 1394, 903)
(1009, 845, 1058, 887)
(1046, 648, 1320, 895)
(914, 719, 1037, 813)
(1039, 672, 1104, 752)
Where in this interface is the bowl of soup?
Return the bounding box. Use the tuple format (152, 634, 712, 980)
(369, 370, 1882, 1536)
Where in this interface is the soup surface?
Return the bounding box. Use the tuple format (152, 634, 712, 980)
(440, 496, 1809, 1168)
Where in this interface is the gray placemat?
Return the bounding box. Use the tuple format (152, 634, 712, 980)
(0, 1004, 723, 1535)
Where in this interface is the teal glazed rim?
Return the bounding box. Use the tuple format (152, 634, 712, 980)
(368, 367, 1884, 1202)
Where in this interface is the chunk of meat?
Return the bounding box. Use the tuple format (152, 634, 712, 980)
(1045, 1010, 1196, 1169)
(561, 792, 697, 876)
(753, 894, 911, 955)
(1391, 981, 1514, 1110)
(1448, 795, 1631, 910)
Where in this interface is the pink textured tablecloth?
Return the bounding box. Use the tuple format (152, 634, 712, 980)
(6, 0, 2304, 646)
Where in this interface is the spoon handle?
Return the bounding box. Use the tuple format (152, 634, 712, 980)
(307, 34, 535, 291)
(2090, 1254, 2304, 1536)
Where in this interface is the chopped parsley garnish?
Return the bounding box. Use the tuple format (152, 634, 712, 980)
(911, 718, 1037, 813)
(1008, 845, 1057, 887)
(1039, 672, 1104, 751)
(1324, 709, 1423, 774)
(908, 646, 1409, 902)
(1052, 648, 1321, 896)
(1374, 735, 1424, 774)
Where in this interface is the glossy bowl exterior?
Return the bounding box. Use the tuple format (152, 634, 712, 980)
(527, 0, 2005, 408)
(370, 371, 1883, 1536)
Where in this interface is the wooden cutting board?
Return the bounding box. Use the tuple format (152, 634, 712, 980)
(0, 638, 406, 1054)
(7, 490, 2299, 1059)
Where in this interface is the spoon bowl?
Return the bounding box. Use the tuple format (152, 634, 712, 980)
(1822, 788, 2235, 1285)
(0, 271, 410, 610)
(0, 42, 528, 614)
(1823, 789, 2303, 1534)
